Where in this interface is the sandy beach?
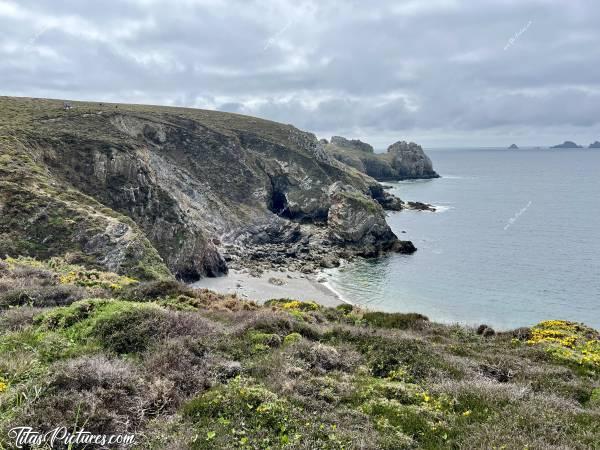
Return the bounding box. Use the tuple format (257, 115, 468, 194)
(191, 269, 346, 308)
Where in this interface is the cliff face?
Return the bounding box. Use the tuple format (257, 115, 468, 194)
(324, 137, 439, 181)
(0, 97, 414, 281)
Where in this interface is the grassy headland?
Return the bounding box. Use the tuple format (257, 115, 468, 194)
(0, 257, 598, 449)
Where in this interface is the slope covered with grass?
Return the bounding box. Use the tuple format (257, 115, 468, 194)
(0, 257, 598, 449)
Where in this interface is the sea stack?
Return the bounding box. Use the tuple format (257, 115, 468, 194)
(386, 141, 439, 179)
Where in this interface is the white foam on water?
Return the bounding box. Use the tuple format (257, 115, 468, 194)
(433, 204, 454, 213)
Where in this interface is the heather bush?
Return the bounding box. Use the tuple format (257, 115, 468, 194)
(362, 311, 429, 330)
(11, 356, 143, 435)
(142, 338, 213, 402)
(0, 306, 45, 331)
(0, 284, 86, 309)
(248, 309, 322, 339)
(285, 340, 361, 373)
(119, 279, 196, 301)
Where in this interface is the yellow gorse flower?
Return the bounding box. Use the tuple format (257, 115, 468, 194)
(527, 320, 600, 372)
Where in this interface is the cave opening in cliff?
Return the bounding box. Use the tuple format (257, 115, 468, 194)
(270, 189, 291, 218)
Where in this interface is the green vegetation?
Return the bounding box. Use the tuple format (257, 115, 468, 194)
(362, 311, 429, 330)
(526, 320, 600, 374)
(0, 258, 598, 448)
(0, 125, 171, 281)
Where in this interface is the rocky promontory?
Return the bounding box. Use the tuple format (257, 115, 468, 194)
(0, 96, 425, 281)
(324, 136, 439, 181)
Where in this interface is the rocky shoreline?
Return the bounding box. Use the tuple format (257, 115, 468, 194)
(217, 197, 435, 276)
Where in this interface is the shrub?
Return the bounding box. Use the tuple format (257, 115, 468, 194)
(0, 285, 86, 309)
(336, 303, 354, 314)
(59, 269, 137, 290)
(9, 265, 56, 281)
(245, 330, 282, 353)
(11, 355, 145, 436)
(264, 298, 321, 312)
(183, 377, 301, 449)
(142, 338, 212, 404)
(119, 280, 195, 301)
(326, 330, 451, 381)
(92, 306, 175, 354)
(287, 341, 360, 373)
(39, 300, 222, 354)
(283, 332, 302, 346)
(510, 327, 532, 340)
(239, 309, 321, 340)
(527, 320, 600, 372)
(476, 324, 489, 335)
(362, 311, 429, 330)
(38, 298, 112, 330)
(0, 307, 45, 331)
(482, 327, 496, 338)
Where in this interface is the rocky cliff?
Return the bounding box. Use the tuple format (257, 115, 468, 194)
(0, 97, 417, 281)
(324, 136, 439, 181)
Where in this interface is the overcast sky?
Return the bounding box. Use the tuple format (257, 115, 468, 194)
(2, 0, 600, 148)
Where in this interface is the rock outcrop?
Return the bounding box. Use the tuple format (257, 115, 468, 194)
(330, 136, 374, 153)
(324, 136, 439, 181)
(589, 141, 600, 148)
(0, 97, 418, 281)
(551, 141, 582, 148)
(386, 141, 438, 179)
(508, 144, 519, 149)
(327, 182, 398, 255)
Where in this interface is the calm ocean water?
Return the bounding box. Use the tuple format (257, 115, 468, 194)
(327, 148, 600, 330)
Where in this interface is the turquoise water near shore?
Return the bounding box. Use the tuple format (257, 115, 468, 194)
(327, 148, 600, 329)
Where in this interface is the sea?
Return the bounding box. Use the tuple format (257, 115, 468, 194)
(326, 148, 600, 330)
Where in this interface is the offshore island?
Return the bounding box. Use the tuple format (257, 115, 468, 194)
(0, 96, 598, 449)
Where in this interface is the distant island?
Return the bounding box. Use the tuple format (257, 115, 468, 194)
(589, 141, 600, 148)
(551, 141, 583, 149)
(508, 144, 519, 149)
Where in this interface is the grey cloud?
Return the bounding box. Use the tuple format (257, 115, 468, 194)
(1, 0, 600, 146)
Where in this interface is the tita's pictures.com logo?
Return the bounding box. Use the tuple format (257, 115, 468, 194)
(8, 426, 136, 448)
